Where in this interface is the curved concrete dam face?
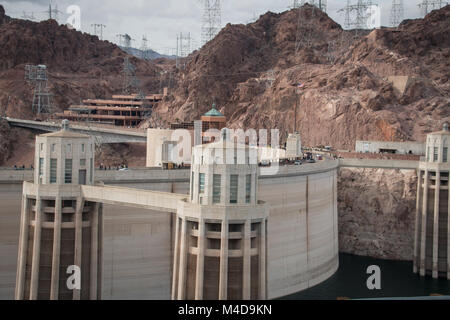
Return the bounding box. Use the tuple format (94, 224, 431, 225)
(0, 161, 339, 300)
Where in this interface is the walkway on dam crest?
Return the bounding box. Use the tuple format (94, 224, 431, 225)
(4, 117, 147, 143)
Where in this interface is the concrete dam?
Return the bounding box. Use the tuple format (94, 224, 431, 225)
(1, 123, 449, 300)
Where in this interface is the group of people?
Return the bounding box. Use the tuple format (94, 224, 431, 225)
(99, 164, 128, 171)
(13, 165, 32, 170)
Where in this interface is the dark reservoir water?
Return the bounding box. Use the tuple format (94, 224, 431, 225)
(283, 254, 450, 300)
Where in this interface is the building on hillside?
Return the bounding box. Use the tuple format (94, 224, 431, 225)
(355, 140, 425, 155)
(286, 133, 302, 160)
(55, 91, 167, 127)
(147, 106, 227, 167)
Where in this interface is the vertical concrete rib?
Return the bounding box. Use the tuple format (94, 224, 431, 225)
(195, 218, 205, 300)
(30, 197, 42, 300)
(259, 219, 267, 300)
(219, 219, 228, 300)
(73, 197, 84, 300)
(242, 220, 251, 300)
(50, 195, 62, 300)
(171, 216, 180, 300)
(177, 218, 188, 300)
(90, 202, 99, 300)
(448, 181, 450, 280)
(420, 170, 428, 276)
(433, 172, 440, 278)
(413, 169, 422, 273)
(15, 195, 29, 300)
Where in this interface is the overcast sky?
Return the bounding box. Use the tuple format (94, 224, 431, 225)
(2, 0, 428, 54)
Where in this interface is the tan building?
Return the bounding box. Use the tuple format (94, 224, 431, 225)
(15, 120, 102, 300)
(286, 133, 302, 159)
(172, 134, 269, 300)
(414, 123, 450, 279)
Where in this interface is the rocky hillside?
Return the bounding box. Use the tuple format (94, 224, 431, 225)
(149, 5, 449, 148)
(338, 168, 417, 261)
(0, 4, 161, 120)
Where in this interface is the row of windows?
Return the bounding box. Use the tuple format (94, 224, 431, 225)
(197, 173, 252, 204)
(40, 143, 90, 153)
(427, 147, 448, 162)
(43, 158, 91, 184)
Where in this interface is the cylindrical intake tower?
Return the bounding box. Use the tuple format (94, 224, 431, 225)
(15, 120, 102, 300)
(172, 134, 269, 300)
(414, 123, 450, 279)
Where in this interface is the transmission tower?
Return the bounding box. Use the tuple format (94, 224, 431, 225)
(418, 0, 448, 17)
(122, 57, 141, 95)
(91, 24, 106, 40)
(21, 11, 36, 21)
(295, 4, 317, 52)
(46, 3, 61, 22)
(140, 35, 150, 60)
(176, 32, 192, 68)
(390, 0, 404, 27)
(201, 0, 222, 45)
(25, 65, 52, 115)
(339, 0, 378, 30)
(117, 34, 134, 48)
(292, 0, 327, 12)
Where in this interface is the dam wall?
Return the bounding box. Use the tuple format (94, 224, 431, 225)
(0, 162, 339, 300)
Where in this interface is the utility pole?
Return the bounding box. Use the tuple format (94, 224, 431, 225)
(91, 24, 106, 40)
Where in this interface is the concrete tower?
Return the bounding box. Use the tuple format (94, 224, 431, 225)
(172, 130, 269, 300)
(414, 123, 450, 279)
(15, 120, 102, 300)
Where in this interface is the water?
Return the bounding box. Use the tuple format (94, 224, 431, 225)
(283, 253, 450, 300)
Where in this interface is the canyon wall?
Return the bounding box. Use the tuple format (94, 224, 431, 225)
(338, 168, 417, 261)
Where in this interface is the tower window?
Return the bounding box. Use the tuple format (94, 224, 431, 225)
(246, 174, 251, 204)
(81, 144, 85, 153)
(50, 159, 57, 184)
(213, 174, 221, 203)
(90, 158, 93, 183)
(444, 147, 448, 163)
(66, 144, 72, 153)
(80, 159, 86, 166)
(434, 147, 438, 162)
(65, 159, 72, 184)
(199, 173, 205, 194)
(230, 175, 238, 204)
(38, 158, 44, 177)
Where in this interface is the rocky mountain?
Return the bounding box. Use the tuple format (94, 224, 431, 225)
(120, 46, 176, 60)
(0, 4, 161, 120)
(148, 4, 449, 149)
